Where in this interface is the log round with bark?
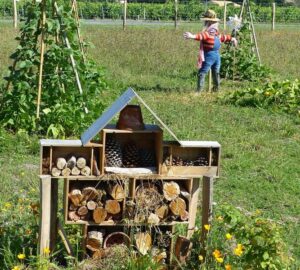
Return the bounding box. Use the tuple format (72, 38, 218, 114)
(163, 181, 180, 201)
(51, 166, 61, 177)
(81, 166, 91, 176)
(155, 204, 169, 220)
(82, 187, 99, 201)
(76, 157, 86, 169)
(169, 197, 186, 216)
(56, 157, 67, 170)
(67, 156, 77, 169)
(93, 207, 107, 224)
(135, 232, 152, 255)
(62, 167, 71, 177)
(71, 166, 80, 176)
(69, 189, 83, 206)
(108, 184, 125, 202)
(105, 200, 121, 215)
(87, 200, 97, 211)
(68, 211, 80, 221)
(77, 205, 88, 216)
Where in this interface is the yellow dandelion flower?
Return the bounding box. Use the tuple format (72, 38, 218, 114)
(217, 216, 224, 221)
(215, 257, 224, 263)
(225, 233, 232, 240)
(234, 244, 244, 256)
(212, 249, 222, 259)
(17, 253, 25, 260)
(5, 202, 12, 208)
(225, 264, 232, 270)
(12, 266, 21, 270)
(204, 224, 211, 231)
(198, 255, 204, 261)
(43, 247, 50, 255)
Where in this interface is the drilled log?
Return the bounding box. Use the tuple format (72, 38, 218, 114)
(105, 200, 121, 215)
(56, 157, 67, 170)
(108, 184, 125, 202)
(51, 166, 61, 177)
(87, 200, 97, 211)
(71, 166, 80, 176)
(163, 181, 180, 201)
(135, 232, 152, 255)
(93, 207, 107, 224)
(169, 197, 186, 216)
(81, 166, 91, 176)
(76, 157, 86, 169)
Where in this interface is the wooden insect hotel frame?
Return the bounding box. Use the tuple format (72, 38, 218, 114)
(38, 88, 218, 266)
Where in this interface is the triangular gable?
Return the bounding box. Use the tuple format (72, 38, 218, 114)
(81, 88, 180, 145)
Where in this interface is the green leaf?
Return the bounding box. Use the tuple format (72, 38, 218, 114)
(43, 108, 51, 115)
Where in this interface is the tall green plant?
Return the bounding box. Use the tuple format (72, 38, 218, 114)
(220, 23, 271, 81)
(0, 2, 107, 137)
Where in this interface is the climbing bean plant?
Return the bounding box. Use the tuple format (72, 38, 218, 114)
(0, 1, 107, 137)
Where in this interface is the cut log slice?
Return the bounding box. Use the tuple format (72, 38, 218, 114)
(105, 200, 121, 215)
(108, 184, 125, 202)
(51, 167, 61, 177)
(93, 207, 107, 224)
(180, 210, 189, 221)
(71, 166, 80, 176)
(87, 200, 97, 211)
(69, 189, 83, 207)
(62, 167, 71, 177)
(82, 187, 99, 201)
(135, 232, 152, 255)
(77, 205, 88, 216)
(169, 197, 186, 216)
(163, 181, 180, 201)
(76, 157, 86, 169)
(81, 166, 91, 176)
(68, 211, 80, 221)
(56, 157, 67, 170)
(155, 204, 169, 220)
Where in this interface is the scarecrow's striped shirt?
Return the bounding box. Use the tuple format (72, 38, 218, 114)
(195, 32, 232, 51)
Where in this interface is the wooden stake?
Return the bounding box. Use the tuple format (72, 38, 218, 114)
(272, 3, 276, 31)
(58, 220, 74, 256)
(123, 0, 127, 31)
(174, 0, 178, 29)
(36, 0, 46, 119)
(13, 0, 17, 29)
(208, 70, 212, 92)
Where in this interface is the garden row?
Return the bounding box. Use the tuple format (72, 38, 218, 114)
(1, 0, 300, 23)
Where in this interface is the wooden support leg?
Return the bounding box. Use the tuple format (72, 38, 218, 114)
(39, 175, 58, 255)
(200, 176, 213, 252)
(187, 178, 201, 239)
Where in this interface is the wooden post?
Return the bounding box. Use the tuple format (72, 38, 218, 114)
(39, 176, 58, 255)
(13, 0, 17, 28)
(223, 1, 227, 31)
(201, 176, 213, 246)
(272, 3, 276, 31)
(187, 178, 201, 238)
(174, 0, 178, 29)
(143, 7, 146, 20)
(208, 70, 212, 92)
(36, 0, 46, 119)
(123, 0, 127, 31)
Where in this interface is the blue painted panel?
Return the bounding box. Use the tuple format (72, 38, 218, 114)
(81, 88, 137, 145)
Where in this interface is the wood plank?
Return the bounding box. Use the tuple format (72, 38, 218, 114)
(58, 220, 74, 256)
(187, 178, 201, 238)
(201, 176, 213, 246)
(50, 178, 58, 252)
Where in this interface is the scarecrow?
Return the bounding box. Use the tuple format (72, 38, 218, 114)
(184, 9, 238, 93)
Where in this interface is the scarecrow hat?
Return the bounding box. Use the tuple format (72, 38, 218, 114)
(201, 9, 220, 22)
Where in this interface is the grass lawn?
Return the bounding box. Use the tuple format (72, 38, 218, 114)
(0, 20, 299, 267)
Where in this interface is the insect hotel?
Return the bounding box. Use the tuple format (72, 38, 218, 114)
(39, 88, 220, 266)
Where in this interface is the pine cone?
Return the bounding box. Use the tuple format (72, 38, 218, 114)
(139, 149, 156, 167)
(123, 142, 140, 167)
(105, 136, 123, 167)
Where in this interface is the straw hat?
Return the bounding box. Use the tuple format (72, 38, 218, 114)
(201, 9, 220, 22)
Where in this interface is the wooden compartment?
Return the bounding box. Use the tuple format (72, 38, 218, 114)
(84, 224, 174, 265)
(64, 179, 126, 225)
(100, 124, 163, 175)
(40, 144, 103, 178)
(125, 177, 192, 225)
(161, 141, 221, 177)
